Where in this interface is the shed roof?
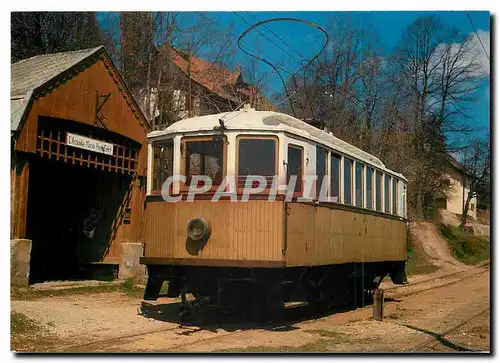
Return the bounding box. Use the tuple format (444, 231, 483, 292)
(148, 108, 407, 181)
(10, 46, 104, 132)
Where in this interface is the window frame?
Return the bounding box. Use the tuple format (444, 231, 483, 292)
(316, 146, 328, 199)
(343, 157, 353, 206)
(287, 143, 304, 195)
(235, 134, 279, 190)
(375, 170, 383, 212)
(392, 178, 398, 215)
(384, 174, 391, 213)
(365, 166, 374, 210)
(330, 152, 341, 203)
(180, 135, 227, 192)
(355, 161, 364, 208)
(151, 138, 175, 194)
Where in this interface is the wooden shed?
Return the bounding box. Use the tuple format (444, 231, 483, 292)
(10, 46, 150, 283)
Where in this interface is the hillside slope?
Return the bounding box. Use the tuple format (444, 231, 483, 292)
(409, 222, 468, 273)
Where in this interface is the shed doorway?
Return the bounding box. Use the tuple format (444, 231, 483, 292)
(26, 156, 131, 283)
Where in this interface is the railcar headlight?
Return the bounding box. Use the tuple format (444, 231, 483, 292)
(187, 218, 211, 241)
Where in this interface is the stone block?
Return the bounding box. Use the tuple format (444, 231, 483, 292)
(11, 239, 32, 287)
(118, 242, 146, 283)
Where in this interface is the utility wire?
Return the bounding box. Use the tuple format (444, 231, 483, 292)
(244, 11, 308, 60)
(199, 12, 292, 75)
(465, 11, 490, 60)
(233, 12, 304, 65)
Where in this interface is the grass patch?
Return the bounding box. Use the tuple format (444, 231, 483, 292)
(405, 248, 439, 275)
(405, 232, 438, 275)
(438, 224, 490, 265)
(11, 312, 58, 352)
(11, 279, 144, 301)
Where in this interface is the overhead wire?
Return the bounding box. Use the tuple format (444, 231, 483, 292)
(237, 17, 329, 117)
(233, 12, 304, 66)
(465, 11, 490, 60)
(243, 11, 308, 60)
(199, 12, 292, 75)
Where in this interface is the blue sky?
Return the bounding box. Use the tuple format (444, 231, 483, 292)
(97, 11, 490, 144)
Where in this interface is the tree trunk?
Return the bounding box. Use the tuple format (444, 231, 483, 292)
(459, 193, 473, 230)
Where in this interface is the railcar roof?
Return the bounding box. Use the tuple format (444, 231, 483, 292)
(148, 109, 406, 180)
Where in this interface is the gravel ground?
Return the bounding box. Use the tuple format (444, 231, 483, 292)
(11, 267, 490, 353)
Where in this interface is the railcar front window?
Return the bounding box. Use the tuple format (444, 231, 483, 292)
(152, 140, 174, 191)
(385, 174, 391, 213)
(238, 138, 276, 187)
(186, 139, 224, 183)
(331, 154, 341, 202)
(344, 158, 353, 205)
(287, 145, 303, 193)
(316, 147, 328, 198)
(355, 162, 364, 207)
(366, 167, 374, 209)
(376, 171, 382, 211)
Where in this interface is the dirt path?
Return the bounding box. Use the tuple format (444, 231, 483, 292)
(12, 264, 489, 353)
(409, 222, 468, 273)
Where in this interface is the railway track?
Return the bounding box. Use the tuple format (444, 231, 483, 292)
(407, 307, 490, 352)
(57, 263, 490, 352)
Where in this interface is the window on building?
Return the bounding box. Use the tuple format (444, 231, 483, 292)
(185, 138, 224, 184)
(385, 174, 391, 213)
(287, 145, 303, 193)
(331, 154, 341, 202)
(344, 158, 353, 205)
(392, 178, 398, 215)
(375, 171, 382, 211)
(152, 139, 174, 191)
(366, 167, 374, 209)
(238, 137, 276, 187)
(470, 204, 475, 211)
(316, 147, 328, 198)
(355, 162, 364, 207)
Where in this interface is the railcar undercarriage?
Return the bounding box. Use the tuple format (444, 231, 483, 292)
(143, 262, 407, 320)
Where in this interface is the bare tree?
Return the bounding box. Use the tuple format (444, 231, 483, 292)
(459, 137, 490, 229)
(11, 12, 104, 62)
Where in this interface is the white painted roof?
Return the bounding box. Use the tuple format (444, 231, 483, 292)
(148, 109, 407, 180)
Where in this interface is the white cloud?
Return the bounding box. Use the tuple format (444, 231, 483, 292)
(469, 30, 490, 76)
(433, 30, 490, 78)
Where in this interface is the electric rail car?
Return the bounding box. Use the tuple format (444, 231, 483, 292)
(141, 106, 408, 318)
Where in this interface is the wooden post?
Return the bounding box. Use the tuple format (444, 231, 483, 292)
(373, 289, 384, 321)
(11, 152, 31, 239)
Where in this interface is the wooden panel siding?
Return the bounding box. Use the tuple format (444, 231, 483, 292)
(285, 203, 407, 267)
(14, 56, 149, 175)
(144, 200, 285, 263)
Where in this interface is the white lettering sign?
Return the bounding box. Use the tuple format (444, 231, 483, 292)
(66, 133, 114, 156)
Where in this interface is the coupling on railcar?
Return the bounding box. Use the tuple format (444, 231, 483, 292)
(141, 106, 409, 319)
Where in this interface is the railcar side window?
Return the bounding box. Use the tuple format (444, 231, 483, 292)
(344, 158, 353, 205)
(375, 171, 382, 211)
(355, 162, 364, 207)
(366, 167, 374, 209)
(384, 174, 391, 213)
(392, 178, 398, 215)
(316, 147, 328, 198)
(237, 137, 276, 187)
(287, 145, 303, 193)
(331, 154, 341, 202)
(185, 139, 224, 183)
(152, 140, 174, 191)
